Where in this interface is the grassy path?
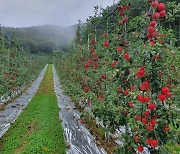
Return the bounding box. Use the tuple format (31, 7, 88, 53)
(0, 65, 66, 154)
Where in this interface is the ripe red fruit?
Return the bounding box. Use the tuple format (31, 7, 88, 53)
(152, 12, 160, 20)
(101, 74, 106, 79)
(152, 33, 157, 39)
(149, 40, 156, 46)
(137, 95, 150, 103)
(144, 111, 150, 117)
(91, 38, 95, 44)
(154, 54, 159, 60)
(158, 93, 166, 101)
(150, 119, 157, 126)
(152, 1, 159, 8)
(111, 60, 118, 67)
(79, 119, 83, 123)
(147, 33, 152, 38)
(159, 10, 166, 17)
(104, 40, 109, 47)
(90, 48, 95, 54)
(140, 85, 145, 91)
(137, 95, 151, 103)
(130, 85, 136, 91)
(166, 92, 171, 98)
(88, 59, 93, 64)
(141, 65, 145, 70)
(146, 138, 151, 144)
(93, 63, 98, 69)
(164, 125, 170, 132)
(133, 32, 139, 37)
(118, 5, 122, 11)
(150, 21, 157, 27)
(136, 68, 146, 78)
(119, 12, 124, 17)
(137, 95, 144, 102)
(161, 87, 169, 95)
(143, 81, 150, 87)
(117, 46, 123, 52)
(157, 3, 165, 12)
(119, 20, 124, 25)
(150, 139, 158, 147)
(93, 56, 99, 61)
(125, 5, 131, 10)
(87, 99, 91, 104)
(142, 118, 148, 124)
(140, 80, 150, 91)
(123, 53, 130, 61)
(135, 136, 139, 142)
(146, 124, 154, 131)
(123, 90, 129, 96)
(148, 27, 155, 33)
(136, 115, 142, 121)
(123, 17, 128, 23)
(128, 102, 133, 108)
(83, 87, 89, 93)
(148, 103, 155, 110)
(144, 96, 151, 103)
(153, 114, 158, 120)
(97, 92, 105, 101)
(84, 64, 89, 69)
(137, 145, 144, 152)
(4, 73, 9, 78)
(158, 70, 163, 77)
(97, 80, 101, 85)
(125, 110, 129, 115)
(117, 87, 122, 94)
(103, 33, 108, 37)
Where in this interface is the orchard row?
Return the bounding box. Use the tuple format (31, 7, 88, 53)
(54, 0, 179, 153)
(0, 37, 47, 103)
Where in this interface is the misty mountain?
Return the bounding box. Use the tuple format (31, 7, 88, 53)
(1, 24, 79, 53)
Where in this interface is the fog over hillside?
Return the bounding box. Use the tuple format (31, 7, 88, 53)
(1, 24, 79, 53)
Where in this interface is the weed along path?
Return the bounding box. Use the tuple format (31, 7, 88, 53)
(0, 65, 66, 154)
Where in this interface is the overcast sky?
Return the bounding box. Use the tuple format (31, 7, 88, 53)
(0, 0, 118, 28)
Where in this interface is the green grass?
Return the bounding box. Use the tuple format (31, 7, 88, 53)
(0, 65, 66, 154)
